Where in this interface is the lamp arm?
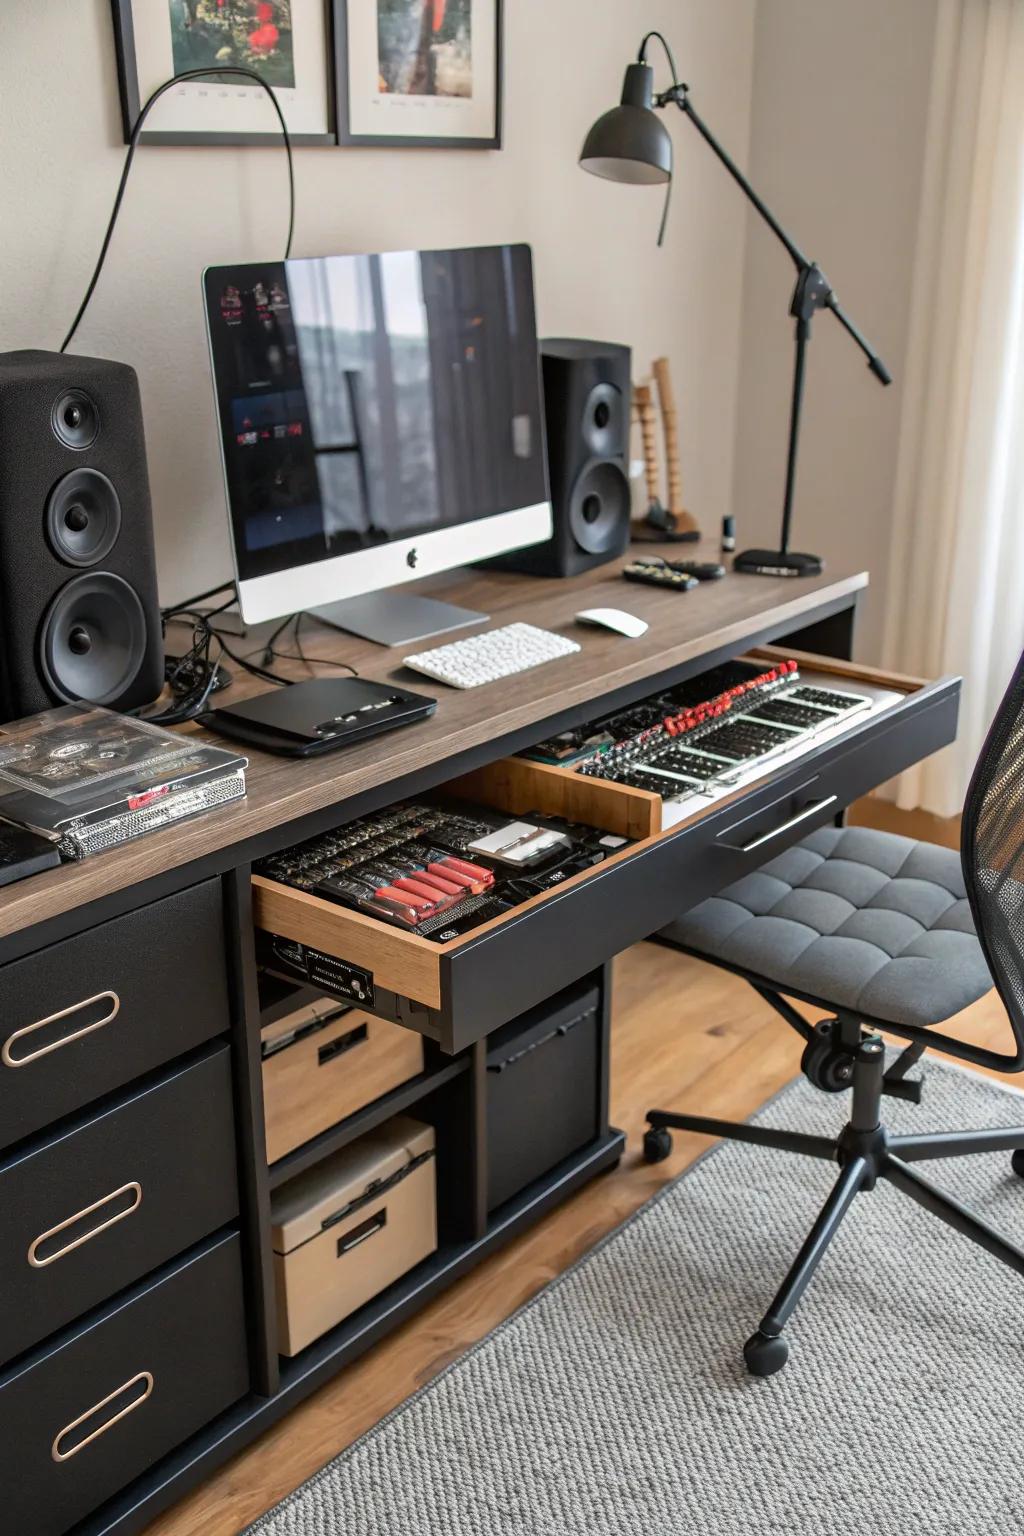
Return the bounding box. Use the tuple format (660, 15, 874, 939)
(672, 93, 809, 273)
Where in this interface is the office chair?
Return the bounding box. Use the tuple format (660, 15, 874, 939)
(645, 651, 1024, 1376)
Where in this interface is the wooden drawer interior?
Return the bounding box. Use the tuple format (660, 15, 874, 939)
(252, 758, 661, 1015)
(252, 650, 958, 1041)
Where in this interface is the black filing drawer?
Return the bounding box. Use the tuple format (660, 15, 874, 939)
(486, 979, 603, 1211)
(0, 1042, 238, 1369)
(0, 1230, 249, 1536)
(253, 654, 961, 1054)
(0, 878, 230, 1151)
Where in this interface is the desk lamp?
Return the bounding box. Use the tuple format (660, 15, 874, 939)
(580, 31, 892, 577)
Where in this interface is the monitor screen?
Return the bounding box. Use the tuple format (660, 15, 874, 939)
(203, 245, 548, 591)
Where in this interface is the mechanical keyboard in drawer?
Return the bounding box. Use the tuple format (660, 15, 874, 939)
(0, 1042, 238, 1368)
(0, 878, 231, 1152)
(252, 653, 960, 1054)
(0, 1230, 248, 1536)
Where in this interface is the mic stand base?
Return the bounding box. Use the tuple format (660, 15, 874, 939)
(733, 548, 824, 578)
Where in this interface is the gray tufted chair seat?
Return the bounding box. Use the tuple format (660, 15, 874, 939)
(659, 825, 994, 1028)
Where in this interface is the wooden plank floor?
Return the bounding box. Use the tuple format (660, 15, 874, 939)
(150, 804, 1013, 1536)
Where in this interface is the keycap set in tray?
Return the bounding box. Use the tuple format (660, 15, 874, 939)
(257, 802, 627, 942)
(575, 661, 872, 801)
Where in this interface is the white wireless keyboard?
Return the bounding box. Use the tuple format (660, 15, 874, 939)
(403, 623, 581, 689)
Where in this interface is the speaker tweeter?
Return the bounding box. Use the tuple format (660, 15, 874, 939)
(51, 389, 99, 451)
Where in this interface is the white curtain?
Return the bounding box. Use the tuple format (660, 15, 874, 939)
(882, 0, 1024, 818)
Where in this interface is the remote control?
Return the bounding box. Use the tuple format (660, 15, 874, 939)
(666, 560, 726, 581)
(622, 559, 697, 592)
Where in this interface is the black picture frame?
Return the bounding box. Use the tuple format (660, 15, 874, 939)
(333, 0, 502, 150)
(111, 0, 338, 145)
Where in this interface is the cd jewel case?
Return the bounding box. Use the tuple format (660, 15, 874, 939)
(0, 706, 247, 860)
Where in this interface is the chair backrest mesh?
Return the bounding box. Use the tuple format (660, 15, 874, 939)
(961, 650, 1024, 1059)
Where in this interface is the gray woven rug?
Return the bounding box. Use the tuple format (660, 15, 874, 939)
(246, 1060, 1024, 1535)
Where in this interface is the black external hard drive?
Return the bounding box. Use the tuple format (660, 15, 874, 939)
(204, 677, 437, 757)
(0, 821, 62, 884)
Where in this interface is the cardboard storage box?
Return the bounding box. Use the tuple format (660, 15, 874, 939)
(271, 1116, 437, 1356)
(261, 999, 424, 1163)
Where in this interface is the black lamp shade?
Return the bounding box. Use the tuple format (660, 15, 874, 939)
(579, 63, 672, 186)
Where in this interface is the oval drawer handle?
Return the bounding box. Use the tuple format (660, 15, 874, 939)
(51, 1371, 154, 1463)
(1, 990, 120, 1069)
(28, 1182, 142, 1269)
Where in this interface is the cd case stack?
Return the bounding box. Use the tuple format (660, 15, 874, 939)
(0, 706, 247, 860)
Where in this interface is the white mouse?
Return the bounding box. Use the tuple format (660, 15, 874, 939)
(575, 607, 649, 639)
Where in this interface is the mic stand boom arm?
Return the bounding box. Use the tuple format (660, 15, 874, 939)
(653, 71, 892, 574)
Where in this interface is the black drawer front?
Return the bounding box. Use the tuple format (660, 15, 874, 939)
(486, 981, 602, 1211)
(0, 1044, 238, 1369)
(0, 878, 230, 1151)
(0, 1231, 249, 1536)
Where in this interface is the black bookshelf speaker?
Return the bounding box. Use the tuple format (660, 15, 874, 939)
(0, 351, 163, 721)
(490, 338, 632, 578)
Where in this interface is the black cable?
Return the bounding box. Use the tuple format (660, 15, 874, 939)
(637, 31, 681, 248)
(208, 625, 292, 686)
(263, 611, 359, 677)
(142, 593, 238, 724)
(261, 612, 299, 666)
(279, 610, 358, 675)
(60, 66, 294, 354)
(638, 30, 682, 87)
(161, 579, 236, 616)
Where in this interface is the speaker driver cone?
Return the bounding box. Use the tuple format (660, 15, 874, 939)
(568, 459, 631, 555)
(582, 382, 624, 458)
(46, 469, 122, 567)
(40, 573, 147, 705)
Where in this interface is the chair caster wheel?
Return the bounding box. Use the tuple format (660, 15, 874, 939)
(643, 1127, 673, 1164)
(1012, 1149, 1024, 1179)
(743, 1330, 789, 1377)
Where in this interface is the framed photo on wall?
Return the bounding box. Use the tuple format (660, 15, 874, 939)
(112, 1, 336, 144)
(335, 0, 502, 148)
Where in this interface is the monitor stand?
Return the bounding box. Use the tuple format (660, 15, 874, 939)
(311, 590, 489, 648)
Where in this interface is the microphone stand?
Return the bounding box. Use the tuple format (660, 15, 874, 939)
(655, 79, 892, 576)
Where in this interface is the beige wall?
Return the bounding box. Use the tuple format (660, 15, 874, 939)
(731, 0, 938, 659)
(0, 0, 756, 607)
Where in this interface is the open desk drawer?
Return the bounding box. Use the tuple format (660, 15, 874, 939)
(253, 653, 960, 1054)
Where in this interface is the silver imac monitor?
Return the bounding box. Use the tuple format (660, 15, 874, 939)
(202, 244, 552, 644)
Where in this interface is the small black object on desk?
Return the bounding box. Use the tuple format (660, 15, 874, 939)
(0, 822, 61, 886)
(580, 32, 892, 578)
(631, 502, 700, 545)
(203, 677, 436, 757)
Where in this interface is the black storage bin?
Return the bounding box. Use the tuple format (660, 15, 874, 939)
(486, 978, 602, 1212)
